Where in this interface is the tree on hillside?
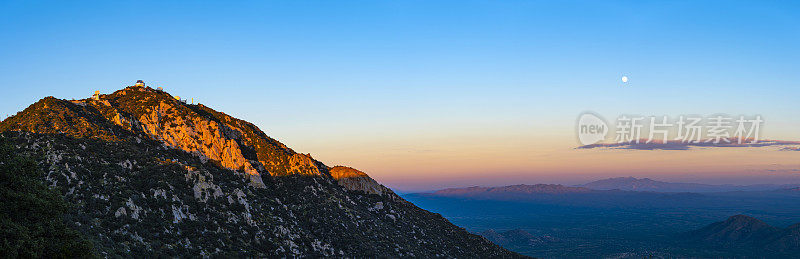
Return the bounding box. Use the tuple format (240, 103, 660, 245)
(0, 137, 94, 258)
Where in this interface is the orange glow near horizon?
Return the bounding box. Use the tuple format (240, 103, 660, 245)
(293, 129, 800, 191)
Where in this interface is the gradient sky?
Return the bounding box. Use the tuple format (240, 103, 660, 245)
(1, 1, 799, 191)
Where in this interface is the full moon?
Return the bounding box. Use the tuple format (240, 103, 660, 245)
(621, 76, 629, 83)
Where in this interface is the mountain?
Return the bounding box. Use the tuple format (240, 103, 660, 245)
(413, 183, 710, 207)
(687, 215, 780, 244)
(421, 184, 593, 203)
(0, 141, 93, 257)
(579, 177, 716, 192)
(0, 84, 520, 257)
(686, 215, 800, 255)
(766, 223, 800, 251)
(433, 184, 591, 196)
(329, 166, 393, 196)
(579, 177, 799, 193)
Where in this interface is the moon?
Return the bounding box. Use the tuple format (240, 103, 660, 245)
(621, 76, 629, 83)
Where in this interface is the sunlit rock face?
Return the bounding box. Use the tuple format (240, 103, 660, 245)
(330, 166, 394, 196)
(98, 87, 326, 183)
(2, 86, 334, 186)
(132, 100, 264, 186)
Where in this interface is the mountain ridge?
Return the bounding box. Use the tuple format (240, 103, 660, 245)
(433, 184, 591, 196)
(578, 176, 800, 193)
(687, 215, 780, 244)
(0, 84, 520, 257)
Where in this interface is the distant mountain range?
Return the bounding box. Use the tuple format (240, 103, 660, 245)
(577, 177, 800, 193)
(420, 177, 800, 198)
(686, 215, 800, 254)
(411, 179, 800, 210)
(413, 183, 711, 208)
(434, 184, 591, 196)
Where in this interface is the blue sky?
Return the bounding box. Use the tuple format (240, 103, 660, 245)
(2, 1, 799, 189)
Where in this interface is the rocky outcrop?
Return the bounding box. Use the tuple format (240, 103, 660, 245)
(2, 86, 334, 187)
(330, 166, 394, 196)
(124, 97, 265, 186)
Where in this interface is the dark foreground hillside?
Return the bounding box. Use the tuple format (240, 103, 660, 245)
(0, 85, 520, 258)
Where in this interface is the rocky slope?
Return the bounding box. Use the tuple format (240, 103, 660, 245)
(329, 166, 394, 196)
(0, 85, 520, 257)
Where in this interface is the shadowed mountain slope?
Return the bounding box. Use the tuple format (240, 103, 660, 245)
(686, 215, 800, 255)
(687, 215, 780, 244)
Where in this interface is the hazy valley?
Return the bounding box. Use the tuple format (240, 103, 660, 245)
(405, 179, 800, 258)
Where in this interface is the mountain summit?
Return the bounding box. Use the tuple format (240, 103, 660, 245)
(687, 215, 779, 244)
(1, 86, 329, 187)
(0, 84, 520, 257)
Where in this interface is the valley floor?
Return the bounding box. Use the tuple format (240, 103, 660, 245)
(404, 191, 800, 258)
